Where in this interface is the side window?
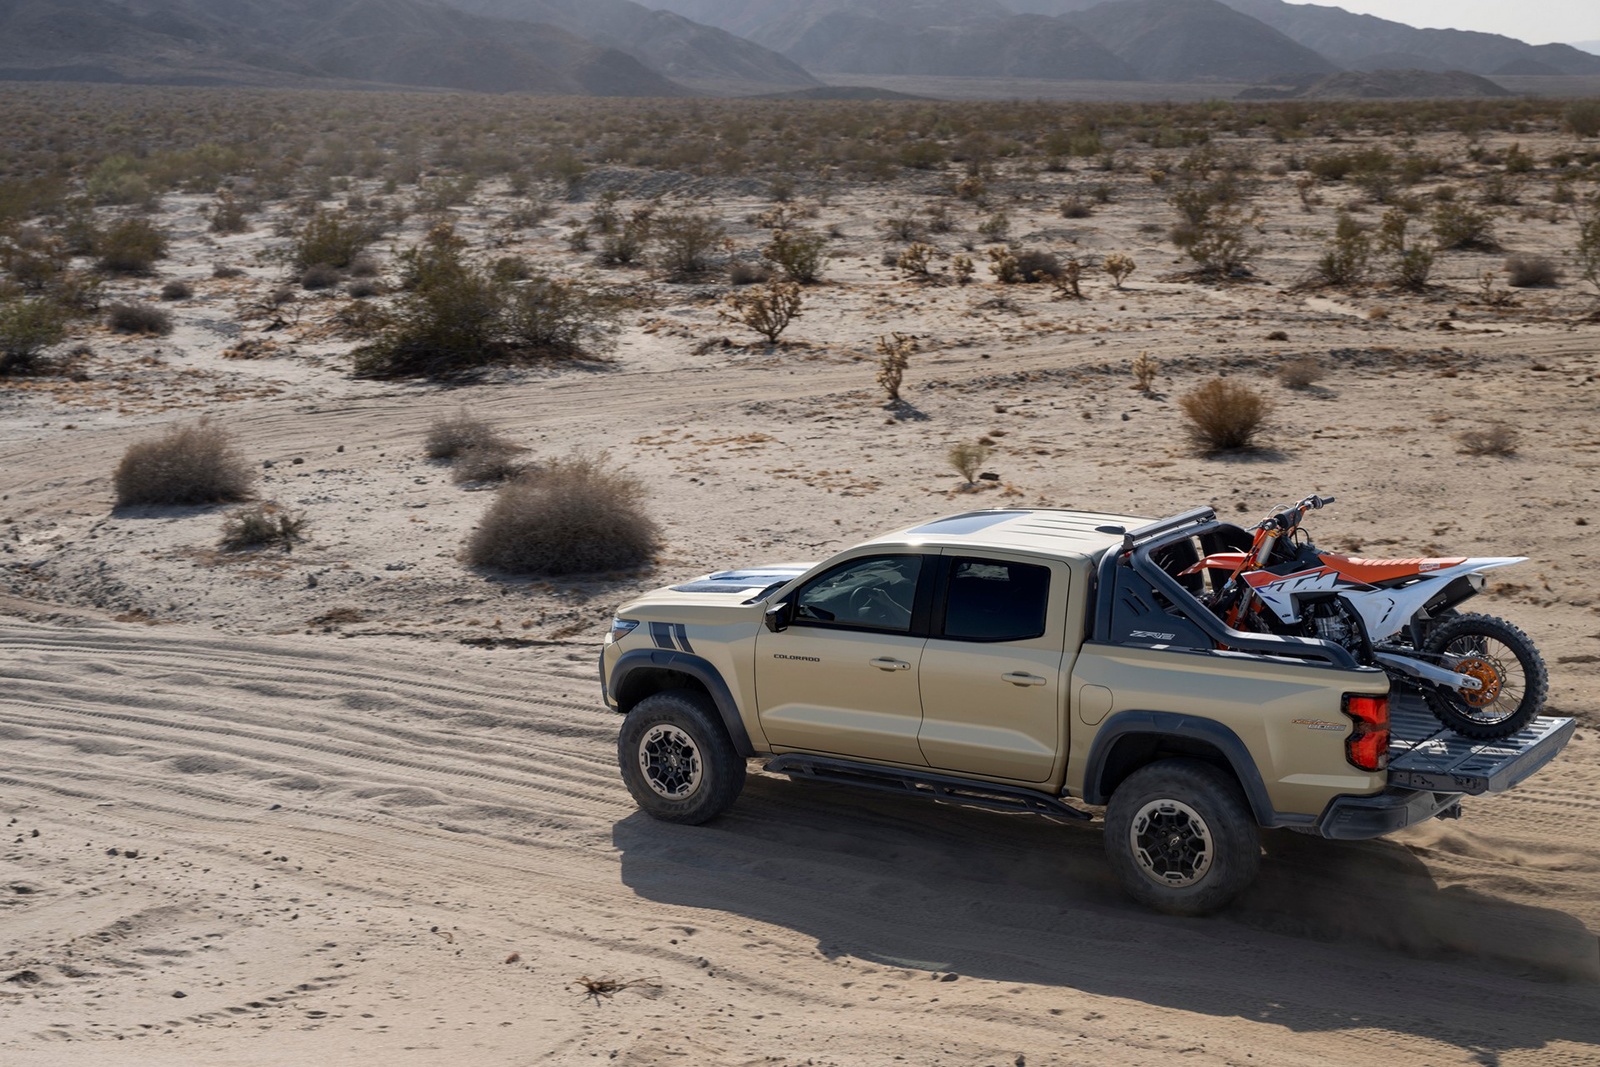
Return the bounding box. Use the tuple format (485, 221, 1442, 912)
(794, 555, 922, 634)
(940, 558, 1051, 643)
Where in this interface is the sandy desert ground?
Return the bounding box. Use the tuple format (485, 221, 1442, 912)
(4, 108, 1600, 1065)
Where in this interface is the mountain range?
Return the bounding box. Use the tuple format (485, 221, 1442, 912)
(1, 0, 1595, 96)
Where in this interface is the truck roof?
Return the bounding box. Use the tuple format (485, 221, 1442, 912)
(863, 508, 1153, 558)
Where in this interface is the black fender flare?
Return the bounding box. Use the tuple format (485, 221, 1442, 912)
(608, 648, 755, 757)
(1081, 710, 1301, 828)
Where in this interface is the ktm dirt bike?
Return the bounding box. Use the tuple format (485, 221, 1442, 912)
(1182, 494, 1549, 740)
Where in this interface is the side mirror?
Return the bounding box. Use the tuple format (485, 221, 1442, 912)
(764, 601, 792, 633)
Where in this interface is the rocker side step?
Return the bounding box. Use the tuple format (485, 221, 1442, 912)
(764, 754, 1092, 820)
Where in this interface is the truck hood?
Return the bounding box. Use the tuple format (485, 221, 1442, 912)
(618, 564, 815, 616)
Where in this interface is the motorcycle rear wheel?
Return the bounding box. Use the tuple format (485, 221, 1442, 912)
(1421, 614, 1548, 740)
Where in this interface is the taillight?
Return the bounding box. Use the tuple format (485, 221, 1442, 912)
(1343, 692, 1389, 772)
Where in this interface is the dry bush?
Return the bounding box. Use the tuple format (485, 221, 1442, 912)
(220, 501, 305, 551)
(728, 259, 771, 285)
(1178, 377, 1271, 453)
(465, 454, 659, 576)
(159, 279, 192, 300)
(896, 242, 936, 277)
(1103, 252, 1136, 289)
(213, 264, 246, 279)
(951, 254, 975, 284)
(1313, 213, 1370, 287)
(1432, 202, 1499, 251)
(1059, 196, 1093, 219)
(0, 296, 70, 376)
(986, 247, 1021, 283)
(1569, 100, 1600, 138)
(209, 191, 250, 234)
(721, 280, 801, 343)
(347, 278, 383, 299)
(300, 263, 342, 289)
(947, 440, 991, 484)
(1575, 204, 1600, 294)
(1014, 249, 1060, 282)
(113, 419, 255, 506)
(653, 212, 724, 279)
(425, 410, 508, 460)
(1503, 254, 1559, 288)
(96, 217, 168, 273)
(875, 332, 916, 403)
(106, 302, 172, 335)
(1129, 351, 1159, 393)
(763, 228, 827, 283)
(1457, 422, 1519, 456)
(1048, 258, 1085, 299)
(1277, 356, 1323, 389)
(292, 209, 375, 271)
(453, 443, 526, 484)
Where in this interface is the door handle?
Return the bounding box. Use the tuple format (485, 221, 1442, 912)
(1002, 672, 1046, 687)
(870, 657, 910, 671)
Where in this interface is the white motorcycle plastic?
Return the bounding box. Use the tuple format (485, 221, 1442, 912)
(1184, 495, 1549, 740)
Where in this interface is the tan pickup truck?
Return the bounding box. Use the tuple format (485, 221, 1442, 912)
(600, 506, 1573, 914)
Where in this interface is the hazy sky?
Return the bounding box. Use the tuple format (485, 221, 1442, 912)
(1290, 1, 1600, 47)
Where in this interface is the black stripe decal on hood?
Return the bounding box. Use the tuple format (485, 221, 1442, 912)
(649, 622, 675, 650)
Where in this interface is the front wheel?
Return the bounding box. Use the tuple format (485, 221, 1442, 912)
(1422, 614, 1548, 740)
(1103, 759, 1260, 916)
(618, 689, 745, 824)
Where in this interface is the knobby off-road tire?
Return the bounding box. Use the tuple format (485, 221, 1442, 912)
(1103, 758, 1261, 917)
(618, 688, 746, 824)
(1422, 613, 1548, 740)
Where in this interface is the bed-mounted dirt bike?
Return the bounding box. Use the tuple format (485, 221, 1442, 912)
(1181, 494, 1548, 740)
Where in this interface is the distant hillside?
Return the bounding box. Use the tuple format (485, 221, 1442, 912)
(781, 12, 1137, 79)
(0, 0, 686, 93)
(1066, 0, 1337, 82)
(1218, 0, 1600, 76)
(442, 0, 820, 92)
(649, 0, 1013, 49)
(1239, 68, 1514, 100)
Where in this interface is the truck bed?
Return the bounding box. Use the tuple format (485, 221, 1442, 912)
(1387, 694, 1575, 795)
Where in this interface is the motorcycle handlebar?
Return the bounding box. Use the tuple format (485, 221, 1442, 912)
(1259, 494, 1335, 531)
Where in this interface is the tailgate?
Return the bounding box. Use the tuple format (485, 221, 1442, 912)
(1387, 694, 1575, 795)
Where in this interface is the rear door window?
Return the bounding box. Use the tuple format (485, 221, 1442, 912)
(939, 558, 1051, 643)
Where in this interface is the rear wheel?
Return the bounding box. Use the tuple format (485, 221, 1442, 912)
(618, 689, 745, 824)
(1422, 614, 1548, 740)
(1104, 759, 1260, 916)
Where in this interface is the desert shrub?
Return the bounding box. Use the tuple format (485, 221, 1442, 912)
(1313, 212, 1370, 287)
(425, 410, 507, 460)
(347, 278, 383, 299)
(213, 264, 246, 279)
(348, 255, 380, 278)
(0, 296, 70, 376)
(947, 440, 990, 484)
(598, 218, 648, 266)
(291, 209, 373, 271)
(1432, 202, 1499, 251)
(465, 454, 659, 576)
(721, 280, 802, 342)
(951, 254, 975, 284)
(452, 443, 525, 484)
(654, 212, 723, 279)
(220, 501, 305, 551)
(1174, 204, 1260, 277)
(1378, 209, 1433, 291)
(505, 275, 621, 357)
(1014, 249, 1060, 282)
(896, 242, 936, 277)
(159, 279, 192, 300)
(86, 155, 153, 207)
(209, 191, 250, 234)
(881, 214, 923, 241)
(300, 263, 341, 289)
(875, 332, 915, 404)
(96, 217, 168, 273)
(1129, 351, 1158, 392)
(1178, 377, 1271, 453)
(987, 246, 1021, 283)
(728, 259, 771, 285)
(1103, 252, 1136, 289)
(1277, 356, 1323, 389)
(1456, 422, 1519, 456)
(1478, 173, 1522, 206)
(977, 212, 1010, 241)
(1504, 254, 1560, 288)
(1567, 100, 1600, 138)
(923, 203, 956, 233)
(491, 255, 532, 282)
(1, 228, 68, 290)
(107, 302, 172, 335)
(113, 419, 254, 506)
(1060, 196, 1093, 219)
(353, 227, 506, 378)
(1048, 258, 1086, 300)
(1577, 204, 1600, 294)
(764, 228, 827, 283)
